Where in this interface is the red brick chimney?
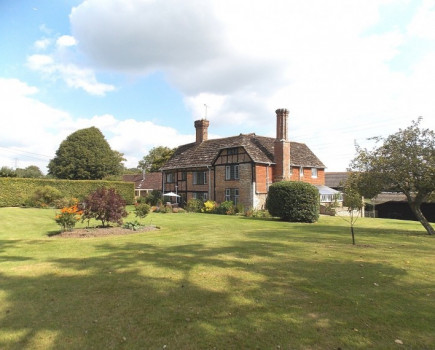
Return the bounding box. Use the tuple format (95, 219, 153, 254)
(194, 119, 210, 144)
(273, 108, 291, 182)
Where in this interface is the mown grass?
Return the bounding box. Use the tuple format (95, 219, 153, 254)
(0, 207, 434, 349)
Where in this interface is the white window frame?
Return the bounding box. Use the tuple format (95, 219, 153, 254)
(299, 166, 304, 178)
(193, 171, 207, 185)
(311, 168, 318, 178)
(166, 172, 174, 183)
(225, 165, 239, 180)
(225, 188, 239, 204)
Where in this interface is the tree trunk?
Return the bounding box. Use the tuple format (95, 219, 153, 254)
(410, 202, 435, 235)
(351, 225, 356, 245)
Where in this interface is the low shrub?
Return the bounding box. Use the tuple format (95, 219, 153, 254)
(266, 181, 319, 223)
(135, 203, 150, 218)
(54, 200, 83, 231)
(81, 187, 128, 227)
(27, 185, 63, 208)
(215, 201, 235, 215)
(186, 199, 203, 213)
(123, 220, 143, 231)
(202, 200, 217, 213)
(144, 190, 162, 206)
(245, 209, 271, 218)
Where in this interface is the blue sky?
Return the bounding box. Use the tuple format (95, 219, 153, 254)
(1, 0, 434, 172)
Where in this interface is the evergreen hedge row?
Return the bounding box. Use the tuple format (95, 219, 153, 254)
(265, 181, 320, 223)
(0, 178, 135, 207)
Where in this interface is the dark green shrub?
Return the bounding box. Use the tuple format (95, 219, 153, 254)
(27, 185, 63, 208)
(266, 181, 319, 223)
(144, 190, 162, 206)
(82, 187, 128, 227)
(215, 201, 235, 215)
(135, 203, 150, 218)
(186, 199, 203, 213)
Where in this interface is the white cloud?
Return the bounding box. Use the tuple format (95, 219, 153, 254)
(56, 35, 77, 47)
(64, 0, 435, 170)
(0, 78, 196, 171)
(34, 38, 51, 50)
(27, 54, 115, 96)
(7, 0, 433, 172)
(407, 0, 435, 40)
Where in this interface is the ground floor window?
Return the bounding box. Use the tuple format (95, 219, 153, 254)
(192, 192, 208, 201)
(225, 188, 239, 204)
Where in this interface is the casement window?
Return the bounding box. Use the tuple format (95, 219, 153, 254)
(193, 171, 207, 185)
(225, 164, 239, 180)
(299, 166, 304, 178)
(192, 192, 208, 201)
(166, 172, 174, 183)
(311, 168, 318, 178)
(227, 147, 238, 155)
(225, 188, 239, 204)
(181, 171, 187, 181)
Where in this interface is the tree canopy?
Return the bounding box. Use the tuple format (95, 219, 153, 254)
(0, 166, 17, 177)
(48, 127, 124, 180)
(16, 165, 44, 178)
(138, 146, 175, 172)
(351, 118, 435, 235)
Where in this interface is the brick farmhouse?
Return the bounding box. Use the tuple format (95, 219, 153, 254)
(161, 109, 326, 209)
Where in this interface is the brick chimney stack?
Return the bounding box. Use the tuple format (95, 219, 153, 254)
(274, 108, 291, 182)
(194, 119, 210, 144)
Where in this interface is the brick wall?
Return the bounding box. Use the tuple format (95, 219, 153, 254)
(215, 163, 253, 207)
(288, 167, 325, 185)
(255, 164, 272, 193)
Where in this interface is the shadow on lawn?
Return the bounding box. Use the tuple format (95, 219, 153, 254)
(1, 234, 434, 349)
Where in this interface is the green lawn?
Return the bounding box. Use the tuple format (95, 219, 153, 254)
(0, 208, 434, 349)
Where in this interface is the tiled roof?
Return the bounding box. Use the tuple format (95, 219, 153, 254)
(122, 172, 162, 190)
(325, 172, 349, 188)
(161, 134, 325, 170)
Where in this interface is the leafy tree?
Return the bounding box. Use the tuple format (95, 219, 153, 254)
(342, 173, 364, 245)
(0, 166, 17, 177)
(48, 127, 124, 180)
(81, 187, 128, 227)
(351, 118, 435, 235)
(16, 165, 44, 178)
(138, 146, 175, 172)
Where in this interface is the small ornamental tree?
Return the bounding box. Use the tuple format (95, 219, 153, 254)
(82, 187, 128, 227)
(266, 181, 319, 222)
(342, 173, 364, 245)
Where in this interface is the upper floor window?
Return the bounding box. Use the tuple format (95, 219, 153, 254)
(165, 172, 175, 183)
(227, 147, 238, 155)
(311, 168, 318, 178)
(181, 171, 187, 181)
(299, 166, 304, 178)
(225, 165, 239, 180)
(193, 171, 207, 185)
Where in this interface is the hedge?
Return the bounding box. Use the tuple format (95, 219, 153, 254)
(0, 178, 135, 207)
(265, 181, 320, 223)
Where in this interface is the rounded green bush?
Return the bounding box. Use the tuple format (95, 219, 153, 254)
(265, 181, 319, 223)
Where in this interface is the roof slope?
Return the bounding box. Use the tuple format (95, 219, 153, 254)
(122, 172, 162, 190)
(161, 133, 325, 170)
(325, 172, 349, 188)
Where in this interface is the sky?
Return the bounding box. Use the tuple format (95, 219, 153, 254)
(0, 0, 434, 173)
